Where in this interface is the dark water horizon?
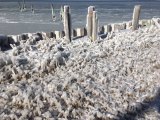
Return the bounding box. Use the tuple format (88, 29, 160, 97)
(0, 0, 160, 2)
(0, 1, 160, 35)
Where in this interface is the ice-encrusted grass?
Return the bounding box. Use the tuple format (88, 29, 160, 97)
(0, 25, 160, 120)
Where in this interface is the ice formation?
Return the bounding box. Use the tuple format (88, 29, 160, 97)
(0, 25, 160, 120)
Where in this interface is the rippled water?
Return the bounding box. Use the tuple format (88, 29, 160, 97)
(0, 1, 160, 34)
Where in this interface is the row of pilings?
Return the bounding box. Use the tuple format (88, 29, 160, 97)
(62, 5, 142, 42)
(0, 5, 160, 51)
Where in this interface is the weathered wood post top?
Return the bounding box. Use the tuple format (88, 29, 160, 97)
(132, 5, 141, 30)
(88, 6, 95, 14)
(92, 11, 98, 41)
(63, 5, 72, 42)
(64, 5, 70, 13)
(87, 6, 95, 40)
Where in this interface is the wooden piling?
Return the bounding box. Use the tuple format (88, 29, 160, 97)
(104, 24, 112, 33)
(63, 5, 71, 42)
(84, 28, 87, 36)
(99, 26, 104, 34)
(76, 28, 85, 37)
(126, 21, 132, 29)
(132, 5, 141, 30)
(86, 6, 95, 39)
(152, 18, 160, 29)
(111, 23, 126, 32)
(147, 19, 153, 26)
(139, 19, 152, 27)
(46, 32, 55, 38)
(36, 33, 43, 40)
(76, 28, 81, 37)
(72, 29, 77, 37)
(54, 31, 61, 39)
(92, 11, 98, 41)
(61, 31, 65, 38)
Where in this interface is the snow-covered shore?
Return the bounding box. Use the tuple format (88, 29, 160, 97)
(0, 25, 160, 120)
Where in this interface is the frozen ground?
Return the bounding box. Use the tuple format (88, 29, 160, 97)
(0, 25, 160, 120)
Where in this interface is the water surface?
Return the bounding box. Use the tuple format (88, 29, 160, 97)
(0, 1, 159, 35)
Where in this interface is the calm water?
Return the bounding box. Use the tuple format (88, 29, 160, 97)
(0, 1, 160, 35)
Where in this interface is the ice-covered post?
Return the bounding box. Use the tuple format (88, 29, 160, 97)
(86, 6, 95, 39)
(152, 18, 160, 29)
(132, 5, 141, 30)
(64, 5, 71, 42)
(92, 11, 98, 41)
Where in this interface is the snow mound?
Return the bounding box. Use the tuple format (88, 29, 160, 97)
(0, 25, 160, 120)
